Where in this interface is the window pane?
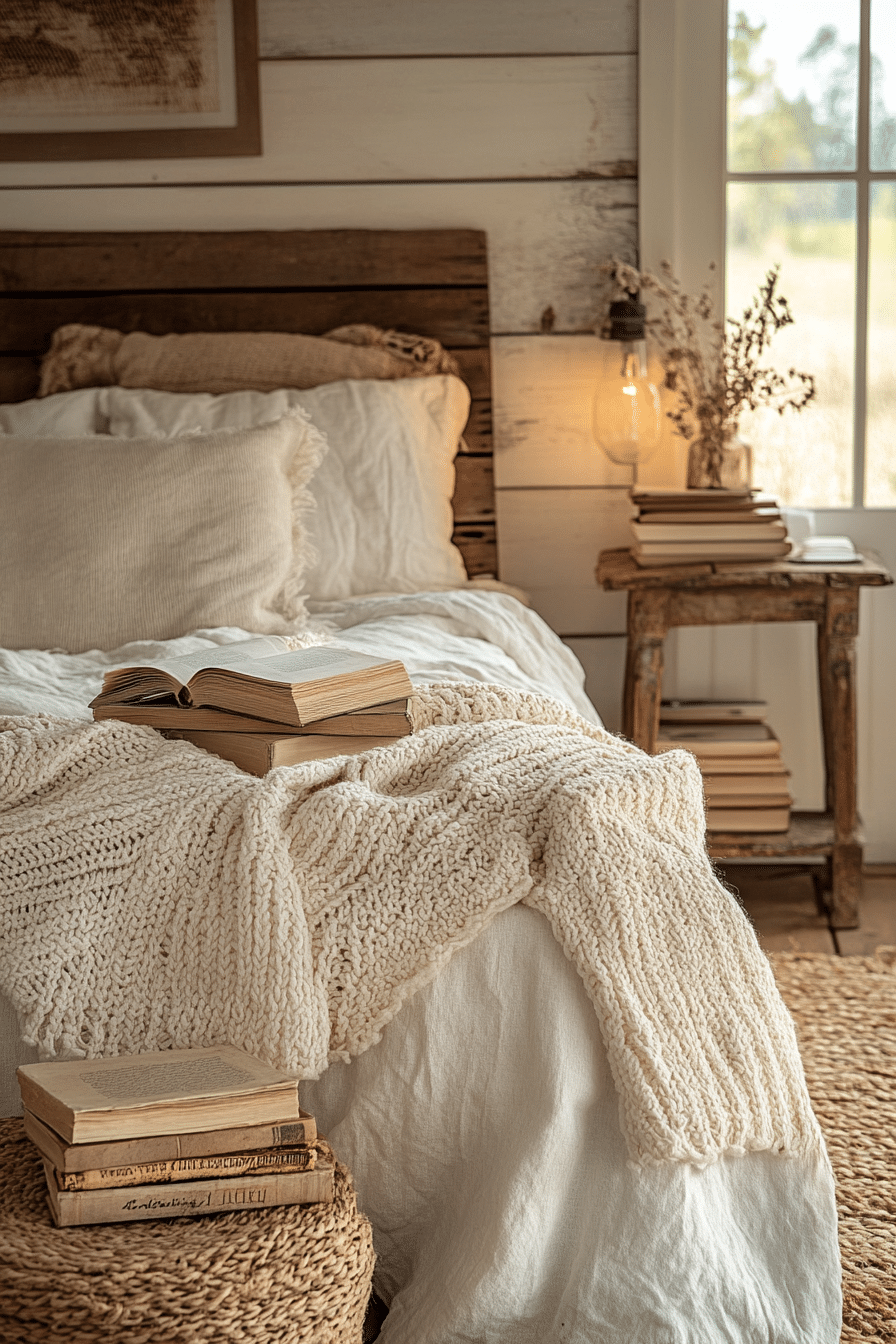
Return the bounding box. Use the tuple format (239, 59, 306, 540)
(726, 180, 855, 507)
(866, 183, 896, 504)
(871, 0, 896, 168)
(727, 2, 859, 172)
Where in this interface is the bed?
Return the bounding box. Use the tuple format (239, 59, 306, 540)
(0, 228, 841, 1343)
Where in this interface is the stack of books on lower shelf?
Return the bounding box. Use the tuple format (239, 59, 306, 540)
(18, 1044, 331, 1227)
(629, 487, 791, 567)
(655, 700, 793, 833)
(90, 635, 415, 776)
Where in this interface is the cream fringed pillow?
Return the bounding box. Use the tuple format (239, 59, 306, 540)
(38, 323, 459, 397)
(0, 411, 325, 653)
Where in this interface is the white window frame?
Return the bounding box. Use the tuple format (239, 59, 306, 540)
(639, 0, 892, 509)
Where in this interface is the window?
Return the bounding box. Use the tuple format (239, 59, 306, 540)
(639, 0, 896, 508)
(727, 1, 896, 507)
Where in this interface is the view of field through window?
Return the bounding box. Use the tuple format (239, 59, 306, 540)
(726, 2, 896, 507)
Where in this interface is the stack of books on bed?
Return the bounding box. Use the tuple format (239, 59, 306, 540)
(90, 636, 415, 776)
(655, 701, 793, 833)
(629, 488, 791, 567)
(18, 1045, 332, 1227)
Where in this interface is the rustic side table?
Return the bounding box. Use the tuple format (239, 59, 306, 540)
(596, 548, 893, 928)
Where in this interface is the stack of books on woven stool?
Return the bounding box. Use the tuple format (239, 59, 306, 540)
(18, 1044, 332, 1227)
(655, 701, 793, 833)
(90, 635, 415, 776)
(629, 488, 791, 567)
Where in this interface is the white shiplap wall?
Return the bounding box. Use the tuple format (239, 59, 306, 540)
(3, 0, 891, 853)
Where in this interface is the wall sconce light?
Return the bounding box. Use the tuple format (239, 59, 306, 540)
(592, 292, 662, 477)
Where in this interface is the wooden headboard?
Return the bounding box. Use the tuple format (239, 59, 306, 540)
(0, 228, 496, 580)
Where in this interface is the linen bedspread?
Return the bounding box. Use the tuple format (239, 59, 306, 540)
(0, 681, 820, 1169)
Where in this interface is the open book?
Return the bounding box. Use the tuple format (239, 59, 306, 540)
(91, 636, 413, 729)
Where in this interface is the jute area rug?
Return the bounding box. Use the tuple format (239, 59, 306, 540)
(771, 951, 896, 1342)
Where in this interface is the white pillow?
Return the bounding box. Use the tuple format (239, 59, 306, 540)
(0, 412, 324, 653)
(103, 376, 470, 600)
(0, 387, 107, 437)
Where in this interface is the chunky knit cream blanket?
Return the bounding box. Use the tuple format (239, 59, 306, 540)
(0, 684, 821, 1167)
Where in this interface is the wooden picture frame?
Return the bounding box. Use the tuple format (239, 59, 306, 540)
(0, 0, 260, 162)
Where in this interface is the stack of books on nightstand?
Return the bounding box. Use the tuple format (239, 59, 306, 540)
(90, 636, 414, 776)
(655, 701, 793, 833)
(18, 1045, 332, 1227)
(629, 488, 792, 567)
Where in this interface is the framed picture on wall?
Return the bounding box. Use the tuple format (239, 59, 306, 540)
(0, 0, 260, 162)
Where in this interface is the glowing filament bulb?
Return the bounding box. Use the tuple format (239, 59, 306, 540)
(592, 341, 662, 467)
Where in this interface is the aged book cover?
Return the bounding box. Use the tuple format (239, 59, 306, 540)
(659, 700, 768, 725)
(91, 635, 412, 727)
(633, 540, 791, 564)
(635, 509, 782, 525)
(162, 728, 404, 776)
(92, 698, 412, 736)
(706, 806, 790, 833)
(632, 521, 787, 543)
(631, 487, 755, 506)
(18, 1044, 300, 1145)
(43, 1154, 335, 1227)
(23, 1107, 317, 1174)
(656, 724, 782, 759)
(56, 1143, 317, 1191)
(702, 773, 793, 804)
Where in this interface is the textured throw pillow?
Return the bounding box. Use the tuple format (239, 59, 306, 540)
(0, 411, 325, 653)
(38, 323, 458, 397)
(104, 376, 471, 599)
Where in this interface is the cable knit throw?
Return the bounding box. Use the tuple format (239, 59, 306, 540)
(0, 684, 821, 1168)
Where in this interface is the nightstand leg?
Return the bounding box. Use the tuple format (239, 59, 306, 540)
(818, 590, 861, 928)
(623, 591, 669, 753)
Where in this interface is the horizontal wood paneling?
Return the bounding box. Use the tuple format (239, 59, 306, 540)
(494, 335, 628, 487)
(497, 487, 630, 632)
(0, 229, 487, 292)
(0, 356, 38, 403)
(493, 335, 688, 488)
(0, 289, 489, 354)
(0, 58, 636, 189)
(459, 399, 492, 450)
(453, 456, 495, 521)
(259, 0, 637, 58)
(0, 181, 636, 335)
(452, 522, 497, 577)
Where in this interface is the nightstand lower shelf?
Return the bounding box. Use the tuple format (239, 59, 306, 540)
(707, 811, 842, 859)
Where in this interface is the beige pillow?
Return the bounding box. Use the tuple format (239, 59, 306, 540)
(39, 323, 458, 397)
(0, 411, 325, 653)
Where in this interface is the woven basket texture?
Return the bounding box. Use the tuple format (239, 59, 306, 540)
(0, 1126, 374, 1344)
(771, 951, 896, 1343)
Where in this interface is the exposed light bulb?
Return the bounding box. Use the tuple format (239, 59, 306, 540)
(592, 293, 662, 469)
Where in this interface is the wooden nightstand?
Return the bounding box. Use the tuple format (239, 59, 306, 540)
(596, 548, 894, 928)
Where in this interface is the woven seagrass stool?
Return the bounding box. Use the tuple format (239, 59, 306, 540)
(0, 1118, 375, 1344)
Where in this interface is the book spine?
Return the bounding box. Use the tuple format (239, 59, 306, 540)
(46, 1165, 335, 1227)
(24, 1109, 317, 1173)
(58, 1145, 318, 1191)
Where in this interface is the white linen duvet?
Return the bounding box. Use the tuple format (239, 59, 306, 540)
(0, 589, 841, 1344)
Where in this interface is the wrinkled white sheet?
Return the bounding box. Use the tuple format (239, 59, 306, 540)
(0, 588, 596, 725)
(0, 589, 841, 1342)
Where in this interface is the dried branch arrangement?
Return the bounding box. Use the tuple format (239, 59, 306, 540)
(600, 259, 816, 487)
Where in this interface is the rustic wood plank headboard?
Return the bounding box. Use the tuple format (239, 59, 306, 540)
(0, 228, 496, 579)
